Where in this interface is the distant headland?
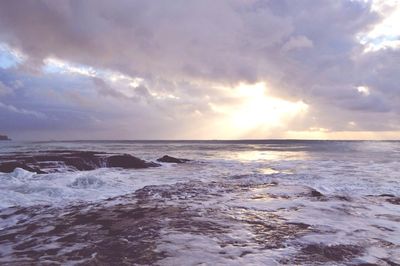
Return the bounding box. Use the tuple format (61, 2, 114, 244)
(0, 135, 11, 141)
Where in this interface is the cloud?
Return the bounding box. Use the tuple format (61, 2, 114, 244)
(282, 35, 313, 52)
(0, 80, 12, 96)
(0, 0, 398, 139)
(93, 77, 132, 100)
(0, 101, 46, 118)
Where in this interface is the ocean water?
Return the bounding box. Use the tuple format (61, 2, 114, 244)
(0, 140, 399, 265)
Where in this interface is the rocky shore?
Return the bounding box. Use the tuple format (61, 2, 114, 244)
(0, 150, 189, 174)
(0, 180, 398, 265)
(0, 135, 10, 141)
(0, 141, 399, 265)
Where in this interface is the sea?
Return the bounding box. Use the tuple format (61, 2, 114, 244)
(0, 140, 399, 265)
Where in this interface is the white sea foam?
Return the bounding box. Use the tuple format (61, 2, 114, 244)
(10, 167, 36, 179)
(153, 180, 400, 265)
(0, 139, 399, 265)
(0, 141, 399, 208)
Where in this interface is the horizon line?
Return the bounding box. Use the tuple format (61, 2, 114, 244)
(6, 138, 400, 142)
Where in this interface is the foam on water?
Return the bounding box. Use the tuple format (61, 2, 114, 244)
(152, 181, 400, 265)
(0, 164, 207, 208)
(1, 140, 400, 264)
(0, 140, 399, 208)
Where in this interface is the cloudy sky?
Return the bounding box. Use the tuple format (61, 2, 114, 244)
(0, 0, 399, 140)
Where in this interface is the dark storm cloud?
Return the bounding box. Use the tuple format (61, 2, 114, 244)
(0, 0, 399, 139)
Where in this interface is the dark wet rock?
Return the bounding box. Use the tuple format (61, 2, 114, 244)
(0, 180, 396, 265)
(371, 224, 395, 232)
(310, 189, 324, 197)
(293, 244, 363, 263)
(0, 134, 11, 140)
(107, 154, 160, 168)
(0, 182, 251, 264)
(376, 213, 400, 222)
(0, 182, 229, 265)
(0, 161, 46, 174)
(286, 222, 311, 230)
(386, 197, 400, 205)
(239, 251, 253, 257)
(46, 151, 104, 171)
(382, 258, 400, 266)
(334, 195, 352, 201)
(0, 150, 160, 173)
(2, 195, 159, 262)
(379, 194, 396, 197)
(134, 182, 213, 204)
(0, 203, 171, 264)
(169, 213, 229, 236)
(241, 217, 312, 249)
(156, 155, 191, 163)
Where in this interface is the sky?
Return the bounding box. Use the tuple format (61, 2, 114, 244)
(0, 0, 399, 140)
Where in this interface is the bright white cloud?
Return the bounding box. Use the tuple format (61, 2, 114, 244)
(357, 86, 371, 95)
(0, 43, 25, 68)
(359, 0, 400, 52)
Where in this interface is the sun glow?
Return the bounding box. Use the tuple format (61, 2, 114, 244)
(356, 86, 370, 96)
(211, 82, 309, 138)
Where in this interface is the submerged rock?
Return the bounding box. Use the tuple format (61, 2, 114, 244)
(310, 189, 324, 197)
(293, 244, 364, 264)
(0, 134, 11, 140)
(378, 194, 395, 197)
(0, 161, 45, 174)
(156, 155, 191, 163)
(369, 194, 400, 205)
(386, 197, 400, 205)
